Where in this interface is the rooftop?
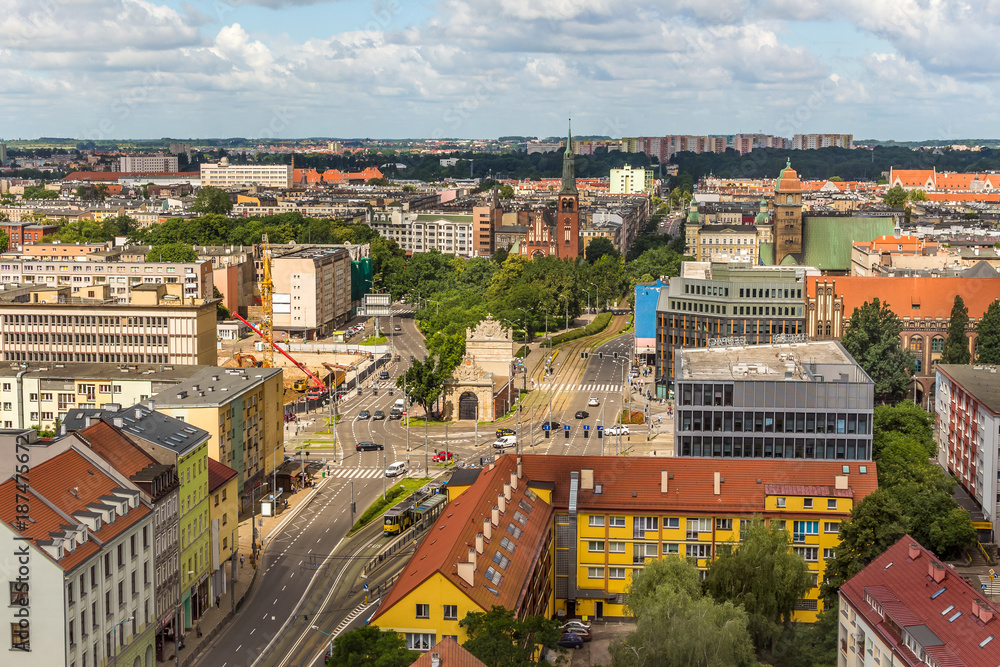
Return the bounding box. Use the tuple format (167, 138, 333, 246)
(208, 458, 238, 493)
(152, 367, 282, 408)
(108, 404, 210, 456)
(937, 365, 1000, 415)
(408, 637, 487, 667)
(0, 361, 206, 382)
(677, 341, 869, 384)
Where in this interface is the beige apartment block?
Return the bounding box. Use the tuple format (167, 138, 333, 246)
(271, 246, 352, 339)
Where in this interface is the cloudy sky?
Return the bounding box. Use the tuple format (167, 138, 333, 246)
(0, 0, 995, 141)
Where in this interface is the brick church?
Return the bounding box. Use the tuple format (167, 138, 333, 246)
(519, 123, 581, 260)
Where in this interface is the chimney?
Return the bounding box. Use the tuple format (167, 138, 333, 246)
(510, 471, 517, 491)
(713, 471, 721, 495)
(504, 482, 512, 501)
(476, 532, 484, 554)
(976, 599, 995, 624)
(497, 493, 506, 513)
(491, 506, 500, 526)
(661, 470, 669, 493)
(929, 560, 946, 583)
(483, 517, 492, 540)
(908, 543, 921, 560)
(581, 469, 594, 491)
(457, 560, 474, 586)
(84, 416, 92, 428)
(431, 653, 442, 667)
(113, 417, 124, 428)
(517, 456, 522, 479)
(147, 399, 155, 411)
(468, 547, 476, 570)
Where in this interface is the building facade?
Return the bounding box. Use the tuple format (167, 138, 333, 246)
(674, 342, 874, 461)
(791, 134, 854, 150)
(368, 210, 476, 258)
(117, 154, 180, 173)
(208, 458, 239, 609)
(935, 364, 1000, 539)
(270, 246, 352, 338)
(774, 159, 804, 265)
(199, 159, 292, 189)
(609, 165, 653, 194)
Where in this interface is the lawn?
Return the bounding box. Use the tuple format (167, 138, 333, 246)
(348, 477, 431, 534)
(359, 334, 389, 346)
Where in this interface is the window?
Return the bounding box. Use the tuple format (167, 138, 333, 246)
(9, 582, 28, 606)
(663, 543, 679, 555)
(793, 521, 819, 543)
(443, 605, 457, 620)
(609, 568, 627, 579)
(634, 516, 658, 534)
(405, 633, 435, 651)
(776, 497, 786, 508)
(588, 567, 605, 579)
(716, 518, 733, 531)
(610, 516, 626, 527)
(686, 518, 711, 539)
(513, 511, 527, 526)
(664, 517, 679, 529)
(588, 515, 605, 527)
(415, 604, 429, 618)
(827, 499, 837, 510)
(686, 544, 711, 558)
(500, 537, 516, 553)
(10, 621, 29, 650)
(823, 548, 836, 560)
(484, 567, 503, 586)
(492, 552, 510, 570)
(588, 541, 604, 552)
(803, 498, 813, 509)
(608, 542, 626, 553)
(794, 547, 819, 562)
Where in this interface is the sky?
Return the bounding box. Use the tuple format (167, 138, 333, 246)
(1, 0, 997, 142)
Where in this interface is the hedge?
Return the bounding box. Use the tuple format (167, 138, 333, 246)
(549, 312, 613, 346)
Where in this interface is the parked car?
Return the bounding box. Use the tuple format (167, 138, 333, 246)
(562, 626, 591, 642)
(492, 435, 517, 449)
(540, 420, 561, 430)
(432, 450, 453, 462)
(575, 410, 589, 419)
(355, 441, 384, 452)
(373, 410, 386, 420)
(379, 370, 390, 380)
(357, 410, 371, 420)
(559, 620, 591, 631)
(496, 427, 515, 438)
(556, 634, 583, 650)
(385, 462, 406, 477)
(588, 397, 600, 407)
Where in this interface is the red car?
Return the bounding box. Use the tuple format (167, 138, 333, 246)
(432, 450, 453, 463)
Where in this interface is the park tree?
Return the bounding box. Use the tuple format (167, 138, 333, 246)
(841, 298, 917, 404)
(459, 606, 562, 667)
(976, 300, 1000, 363)
(191, 186, 233, 215)
(908, 189, 928, 201)
(396, 356, 447, 418)
(705, 520, 812, 657)
(612, 557, 757, 667)
(941, 294, 971, 364)
(882, 184, 907, 208)
(769, 607, 839, 667)
(0, 232, 8, 253)
(326, 625, 413, 667)
(872, 400, 934, 459)
(146, 242, 198, 263)
(585, 237, 619, 264)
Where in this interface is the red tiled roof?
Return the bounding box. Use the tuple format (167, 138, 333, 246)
(408, 637, 487, 667)
(840, 536, 1000, 667)
(764, 484, 853, 497)
(61, 171, 195, 181)
(520, 456, 877, 515)
(0, 448, 150, 572)
(80, 421, 158, 478)
(208, 458, 238, 492)
(373, 457, 554, 623)
(806, 276, 1000, 321)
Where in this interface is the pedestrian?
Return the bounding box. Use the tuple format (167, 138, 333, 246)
(216, 595, 221, 609)
(196, 623, 203, 638)
(240, 554, 244, 569)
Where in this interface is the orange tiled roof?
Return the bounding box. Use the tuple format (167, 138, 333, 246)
(0, 448, 150, 572)
(408, 637, 487, 667)
(806, 275, 1000, 320)
(891, 169, 935, 188)
(208, 458, 238, 492)
(926, 192, 1000, 202)
(79, 421, 158, 478)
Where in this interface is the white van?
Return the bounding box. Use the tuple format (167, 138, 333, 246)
(393, 398, 405, 411)
(385, 461, 407, 477)
(492, 435, 517, 449)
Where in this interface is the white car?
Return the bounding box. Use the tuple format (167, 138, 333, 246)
(587, 397, 599, 407)
(560, 620, 591, 631)
(385, 462, 407, 477)
(606, 424, 630, 436)
(492, 435, 518, 449)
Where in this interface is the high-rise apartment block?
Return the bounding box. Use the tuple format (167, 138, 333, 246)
(200, 158, 292, 188)
(791, 134, 854, 150)
(116, 154, 180, 173)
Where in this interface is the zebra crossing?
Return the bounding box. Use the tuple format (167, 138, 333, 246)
(538, 382, 623, 393)
(326, 467, 385, 479)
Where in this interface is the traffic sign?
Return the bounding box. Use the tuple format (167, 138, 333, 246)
(543, 424, 550, 431)
(983, 583, 988, 591)
(596, 425, 604, 431)
(363, 583, 369, 591)
(583, 425, 590, 430)
(563, 425, 570, 431)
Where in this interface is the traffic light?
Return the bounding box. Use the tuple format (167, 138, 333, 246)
(564, 428, 569, 439)
(599, 353, 604, 359)
(544, 429, 550, 438)
(584, 429, 589, 438)
(597, 430, 603, 439)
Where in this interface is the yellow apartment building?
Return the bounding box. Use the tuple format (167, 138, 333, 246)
(208, 457, 240, 602)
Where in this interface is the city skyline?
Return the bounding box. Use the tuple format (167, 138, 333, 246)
(2, 1, 999, 141)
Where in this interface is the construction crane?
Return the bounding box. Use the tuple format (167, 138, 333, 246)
(260, 233, 274, 368)
(231, 312, 328, 391)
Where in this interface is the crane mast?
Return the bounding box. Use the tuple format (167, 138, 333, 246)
(261, 233, 275, 368)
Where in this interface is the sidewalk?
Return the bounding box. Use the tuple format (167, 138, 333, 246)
(158, 471, 323, 667)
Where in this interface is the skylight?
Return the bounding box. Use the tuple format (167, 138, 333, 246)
(930, 587, 946, 599)
(941, 605, 955, 616)
(948, 611, 962, 623)
(979, 636, 994, 649)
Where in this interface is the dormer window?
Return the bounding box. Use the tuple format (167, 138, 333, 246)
(107, 509, 115, 523)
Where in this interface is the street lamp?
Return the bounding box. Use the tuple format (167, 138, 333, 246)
(110, 616, 133, 667)
(589, 281, 600, 314)
(311, 625, 334, 660)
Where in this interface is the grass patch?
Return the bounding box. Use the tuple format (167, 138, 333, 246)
(349, 477, 431, 534)
(515, 345, 530, 358)
(359, 334, 388, 346)
(488, 391, 528, 423)
(546, 312, 613, 347)
(403, 418, 454, 428)
(302, 439, 336, 444)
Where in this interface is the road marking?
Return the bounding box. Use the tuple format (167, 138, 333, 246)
(282, 586, 286, 591)
(273, 599, 277, 605)
(236, 645, 242, 652)
(250, 629, 255, 635)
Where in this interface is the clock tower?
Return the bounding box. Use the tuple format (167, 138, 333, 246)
(557, 120, 580, 260)
(774, 158, 803, 264)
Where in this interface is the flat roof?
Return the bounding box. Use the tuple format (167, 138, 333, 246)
(152, 367, 282, 408)
(0, 362, 207, 382)
(678, 341, 866, 382)
(938, 365, 1000, 414)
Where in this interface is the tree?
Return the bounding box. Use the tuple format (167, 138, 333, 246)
(941, 294, 971, 364)
(396, 356, 446, 418)
(499, 184, 515, 199)
(872, 400, 934, 459)
(612, 558, 757, 667)
(367, 177, 390, 186)
(705, 520, 812, 656)
(840, 298, 917, 404)
(828, 176, 843, 182)
(492, 248, 509, 265)
(191, 186, 233, 215)
(326, 625, 413, 667)
(585, 237, 619, 264)
(975, 300, 1000, 363)
(459, 606, 562, 667)
(146, 243, 197, 263)
(882, 184, 907, 208)
(769, 606, 838, 667)
(0, 233, 8, 254)
(908, 189, 928, 201)
(820, 489, 908, 606)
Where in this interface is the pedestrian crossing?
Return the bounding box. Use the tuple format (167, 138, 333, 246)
(326, 467, 385, 479)
(537, 382, 624, 393)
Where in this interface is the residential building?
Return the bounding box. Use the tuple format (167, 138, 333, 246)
(116, 154, 179, 173)
(208, 458, 239, 608)
(151, 366, 284, 505)
(674, 341, 874, 461)
(0, 283, 218, 366)
(791, 134, 854, 150)
(200, 158, 292, 189)
(410, 637, 488, 667)
(837, 536, 1000, 667)
(0, 447, 155, 667)
(0, 221, 59, 250)
(368, 209, 476, 258)
(655, 264, 813, 384)
(472, 195, 502, 257)
(805, 273, 1000, 408)
(609, 165, 653, 195)
(20, 242, 111, 259)
(634, 280, 666, 363)
(0, 255, 214, 303)
(689, 224, 766, 264)
(935, 365, 1000, 539)
(371, 454, 878, 647)
(194, 246, 255, 318)
(106, 404, 211, 629)
(850, 235, 946, 276)
(270, 246, 352, 338)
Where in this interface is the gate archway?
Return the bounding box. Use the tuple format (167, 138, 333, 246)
(458, 392, 479, 421)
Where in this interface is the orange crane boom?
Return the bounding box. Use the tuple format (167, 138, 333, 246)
(231, 312, 328, 390)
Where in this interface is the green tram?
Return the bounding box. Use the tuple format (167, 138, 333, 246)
(383, 484, 447, 536)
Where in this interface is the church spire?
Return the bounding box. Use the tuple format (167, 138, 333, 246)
(560, 118, 578, 195)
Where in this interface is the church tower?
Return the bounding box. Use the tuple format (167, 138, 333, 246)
(557, 120, 580, 260)
(774, 158, 803, 264)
